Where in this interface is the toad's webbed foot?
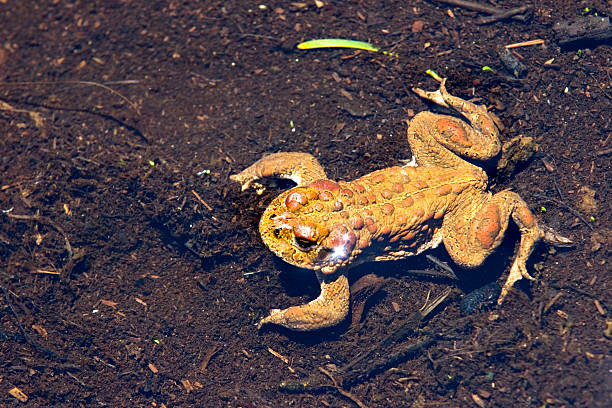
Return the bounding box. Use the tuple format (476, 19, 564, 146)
(258, 275, 349, 331)
(231, 152, 327, 192)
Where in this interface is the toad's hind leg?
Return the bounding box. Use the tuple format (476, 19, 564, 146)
(442, 190, 544, 304)
(409, 79, 501, 167)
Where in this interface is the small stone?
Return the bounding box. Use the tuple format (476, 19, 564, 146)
(577, 186, 598, 214)
(497, 136, 538, 178)
(589, 229, 610, 253)
(411, 20, 425, 33)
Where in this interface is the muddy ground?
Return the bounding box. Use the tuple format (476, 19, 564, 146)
(0, 1, 610, 407)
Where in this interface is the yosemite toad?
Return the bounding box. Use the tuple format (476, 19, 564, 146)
(231, 79, 570, 331)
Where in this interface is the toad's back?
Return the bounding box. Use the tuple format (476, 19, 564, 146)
(257, 160, 489, 279)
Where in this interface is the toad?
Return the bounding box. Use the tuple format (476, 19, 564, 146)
(231, 78, 571, 331)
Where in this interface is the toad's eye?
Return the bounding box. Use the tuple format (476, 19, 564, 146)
(294, 236, 317, 251)
(273, 228, 281, 238)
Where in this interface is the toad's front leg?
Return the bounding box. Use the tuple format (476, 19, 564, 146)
(258, 274, 350, 331)
(230, 152, 327, 192)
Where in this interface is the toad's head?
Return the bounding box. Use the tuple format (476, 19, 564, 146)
(259, 184, 358, 275)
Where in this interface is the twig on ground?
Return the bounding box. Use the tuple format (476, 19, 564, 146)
(542, 292, 564, 315)
(192, 189, 213, 211)
(280, 289, 452, 392)
(551, 283, 610, 314)
(6, 212, 81, 280)
(478, 5, 529, 24)
(554, 16, 612, 46)
(0, 99, 45, 129)
(553, 173, 564, 202)
(319, 367, 369, 408)
(367, 288, 450, 351)
(505, 39, 545, 48)
(433, 0, 528, 22)
(0, 80, 140, 112)
(531, 193, 594, 231)
(66, 371, 90, 388)
(1, 285, 60, 360)
(349, 288, 449, 365)
(240, 33, 281, 41)
(200, 344, 221, 372)
(425, 254, 458, 280)
(596, 147, 612, 156)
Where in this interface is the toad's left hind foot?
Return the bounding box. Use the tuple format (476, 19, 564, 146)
(442, 189, 572, 305)
(499, 222, 572, 304)
(497, 211, 572, 304)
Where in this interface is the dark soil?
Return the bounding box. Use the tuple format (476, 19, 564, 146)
(1, 1, 610, 407)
